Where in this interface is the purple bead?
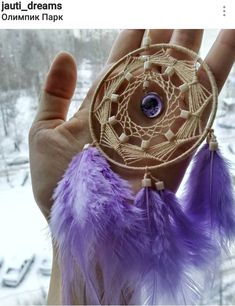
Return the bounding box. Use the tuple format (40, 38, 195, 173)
(140, 92, 163, 118)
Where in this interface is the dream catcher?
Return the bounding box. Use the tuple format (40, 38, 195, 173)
(50, 33, 235, 305)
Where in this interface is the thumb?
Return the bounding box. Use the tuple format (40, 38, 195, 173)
(34, 52, 77, 122)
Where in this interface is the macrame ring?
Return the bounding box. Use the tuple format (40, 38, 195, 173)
(89, 43, 218, 171)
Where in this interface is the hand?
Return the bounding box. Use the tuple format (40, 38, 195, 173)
(29, 29, 235, 220)
(29, 29, 235, 305)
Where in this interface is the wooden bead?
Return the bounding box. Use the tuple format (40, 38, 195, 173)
(140, 55, 149, 62)
(111, 94, 119, 102)
(142, 178, 152, 187)
(143, 80, 150, 89)
(141, 140, 150, 150)
(83, 143, 91, 150)
(164, 66, 174, 77)
(155, 181, 164, 191)
(143, 37, 151, 48)
(165, 129, 175, 141)
(108, 116, 117, 125)
(209, 140, 218, 151)
(125, 72, 134, 82)
(179, 83, 189, 93)
(144, 61, 151, 71)
(119, 133, 129, 143)
(180, 110, 191, 119)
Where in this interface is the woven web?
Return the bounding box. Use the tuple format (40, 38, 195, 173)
(92, 48, 213, 167)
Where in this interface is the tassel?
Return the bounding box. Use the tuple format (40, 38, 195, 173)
(184, 142, 235, 251)
(50, 146, 150, 305)
(134, 186, 202, 305)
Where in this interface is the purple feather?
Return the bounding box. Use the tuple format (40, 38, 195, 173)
(163, 190, 218, 268)
(50, 146, 149, 305)
(50, 150, 101, 304)
(184, 143, 235, 250)
(134, 187, 201, 305)
(50, 144, 222, 305)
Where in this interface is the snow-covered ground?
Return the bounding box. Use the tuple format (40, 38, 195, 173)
(0, 92, 52, 304)
(0, 182, 51, 304)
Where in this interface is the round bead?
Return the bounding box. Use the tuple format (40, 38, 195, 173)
(140, 92, 163, 118)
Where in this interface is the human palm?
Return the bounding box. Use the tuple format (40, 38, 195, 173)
(29, 29, 235, 222)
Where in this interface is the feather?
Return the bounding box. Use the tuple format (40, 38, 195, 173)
(134, 187, 201, 305)
(50, 150, 101, 305)
(50, 144, 221, 305)
(50, 146, 148, 305)
(163, 190, 218, 269)
(184, 143, 235, 250)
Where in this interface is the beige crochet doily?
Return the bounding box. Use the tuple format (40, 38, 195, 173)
(89, 43, 218, 171)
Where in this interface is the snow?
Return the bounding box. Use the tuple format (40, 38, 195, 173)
(0, 92, 51, 304)
(0, 185, 50, 255)
(0, 183, 52, 304)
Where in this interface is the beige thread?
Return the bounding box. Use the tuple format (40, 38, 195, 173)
(89, 42, 218, 172)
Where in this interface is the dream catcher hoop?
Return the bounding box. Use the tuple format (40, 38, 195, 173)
(50, 34, 235, 305)
(89, 43, 218, 171)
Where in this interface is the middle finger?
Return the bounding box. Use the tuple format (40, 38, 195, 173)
(169, 29, 204, 55)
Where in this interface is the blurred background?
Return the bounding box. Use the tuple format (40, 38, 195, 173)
(0, 29, 234, 305)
